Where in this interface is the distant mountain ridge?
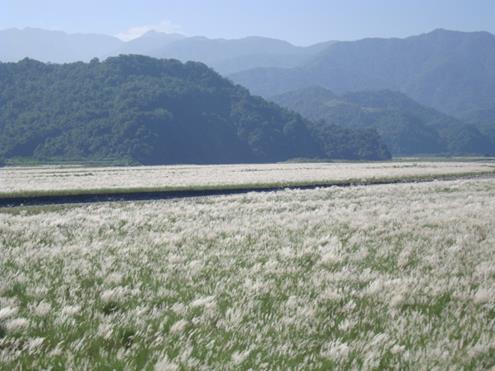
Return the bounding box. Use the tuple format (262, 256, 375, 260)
(0, 27, 334, 74)
(231, 29, 495, 118)
(5, 28, 495, 117)
(0, 28, 123, 63)
(114, 31, 186, 57)
(0, 56, 390, 165)
(146, 36, 335, 74)
(271, 87, 495, 156)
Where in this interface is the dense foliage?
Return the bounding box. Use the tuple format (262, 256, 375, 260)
(272, 87, 495, 156)
(0, 56, 390, 164)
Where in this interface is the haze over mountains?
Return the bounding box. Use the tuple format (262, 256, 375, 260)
(1, 27, 495, 160)
(0, 28, 122, 64)
(2, 28, 495, 117)
(232, 29, 495, 118)
(0, 27, 333, 75)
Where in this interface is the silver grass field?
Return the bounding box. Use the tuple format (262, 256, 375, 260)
(1, 164, 495, 369)
(2, 162, 494, 197)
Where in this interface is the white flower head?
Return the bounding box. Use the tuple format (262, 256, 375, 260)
(100, 287, 127, 304)
(473, 287, 494, 304)
(28, 337, 45, 351)
(5, 317, 29, 333)
(97, 322, 114, 340)
(33, 302, 52, 317)
(190, 295, 216, 312)
(170, 319, 188, 335)
(232, 348, 251, 365)
(104, 272, 124, 286)
(321, 339, 350, 361)
(0, 306, 18, 321)
(61, 305, 81, 316)
(154, 355, 179, 371)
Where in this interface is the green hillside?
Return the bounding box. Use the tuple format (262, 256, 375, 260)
(272, 87, 495, 156)
(0, 56, 391, 165)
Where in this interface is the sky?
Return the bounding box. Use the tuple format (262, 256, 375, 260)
(2, 0, 495, 45)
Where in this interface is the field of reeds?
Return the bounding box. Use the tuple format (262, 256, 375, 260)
(1, 173, 494, 369)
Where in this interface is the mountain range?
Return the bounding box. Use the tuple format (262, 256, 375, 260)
(3, 27, 495, 119)
(0, 28, 333, 75)
(1, 27, 495, 159)
(231, 29, 495, 119)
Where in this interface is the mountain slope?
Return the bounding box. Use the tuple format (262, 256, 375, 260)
(0, 56, 390, 165)
(271, 87, 495, 156)
(459, 108, 495, 151)
(231, 29, 495, 117)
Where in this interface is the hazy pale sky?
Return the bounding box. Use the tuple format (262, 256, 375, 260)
(2, 0, 494, 45)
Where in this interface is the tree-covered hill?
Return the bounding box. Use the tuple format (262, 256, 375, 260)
(271, 87, 495, 156)
(0, 56, 390, 165)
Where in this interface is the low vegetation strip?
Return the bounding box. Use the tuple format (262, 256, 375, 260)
(1, 161, 494, 200)
(1, 171, 495, 207)
(1, 178, 494, 368)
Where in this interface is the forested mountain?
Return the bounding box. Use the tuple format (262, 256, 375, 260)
(0, 28, 333, 75)
(231, 29, 495, 118)
(271, 87, 495, 156)
(0, 56, 390, 165)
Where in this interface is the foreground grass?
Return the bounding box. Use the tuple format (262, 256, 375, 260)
(1, 179, 495, 369)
